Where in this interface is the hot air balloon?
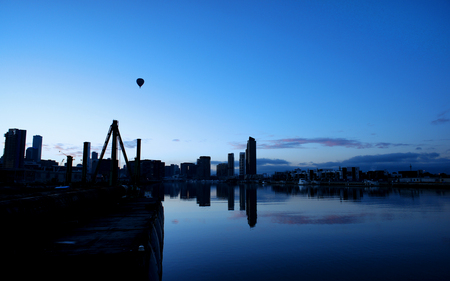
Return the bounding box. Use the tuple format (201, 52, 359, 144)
(136, 78, 144, 88)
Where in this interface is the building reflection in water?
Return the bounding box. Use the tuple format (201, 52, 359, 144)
(238, 184, 258, 227)
(239, 185, 246, 211)
(228, 185, 234, 211)
(163, 182, 259, 227)
(196, 183, 211, 207)
(245, 185, 257, 228)
(293, 185, 389, 202)
(164, 182, 411, 230)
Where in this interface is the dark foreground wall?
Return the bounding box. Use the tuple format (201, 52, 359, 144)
(1, 186, 164, 281)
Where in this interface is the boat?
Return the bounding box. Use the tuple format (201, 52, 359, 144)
(298, 179, 309, 185)
(364, 180, 379, 186)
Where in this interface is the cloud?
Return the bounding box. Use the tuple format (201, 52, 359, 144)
(374, 142, 409, 149)
(431, 118, 450, 125)
(123, 139, 138, 148)
(255, 152, 450, 174)
(264, 212, 368, 225)
(258, 158, 291, 166)
(122, 138, 152, 148)
(228, 141, 246, 150)
(256, 158, 299, 174)
(258, 138, 408, 150)
(53, 143, 84, 159)
(304, 152, 450, 173)
(230, 137, 409, 151)
(432, 110, 450, 125)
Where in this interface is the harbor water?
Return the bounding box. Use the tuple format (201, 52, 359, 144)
(161, 182, 450, 281)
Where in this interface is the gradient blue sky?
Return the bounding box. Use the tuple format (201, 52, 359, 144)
(1, 0, 450, 174)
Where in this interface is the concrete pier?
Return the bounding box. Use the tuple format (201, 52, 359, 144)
(1, 186, 164, 280)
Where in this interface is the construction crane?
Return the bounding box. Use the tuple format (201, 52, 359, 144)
(59, 151, 74, 184)
(59, 151, 75, 161)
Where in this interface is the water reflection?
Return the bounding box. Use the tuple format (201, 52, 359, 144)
(162, 182, 450, 227)
(197, 184, 211, 206)
(163, 182, 260, 227)
(246, 185, 257, 227)
(162, 182, 450, 281)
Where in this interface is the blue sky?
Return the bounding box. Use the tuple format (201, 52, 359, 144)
(1, 0, 450, 174)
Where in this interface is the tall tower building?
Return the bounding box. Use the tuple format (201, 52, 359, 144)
(84, 142, 91, 174)
(181, 162, 196, 179)
(246, 137, 256, 175)
(3, 129, 26, 169)
(228, 153, 234, 177)
(239, 152, 246, 178)
(32, 135, 43, 162)
(91, 151, 98, 173)
(216, 163, 228, 178)
(26, 147, 35, 160)
(196, 156, 211, 180)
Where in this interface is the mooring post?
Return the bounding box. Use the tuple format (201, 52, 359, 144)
(82, 142, 89, 184)
(135, 138, 141, 185)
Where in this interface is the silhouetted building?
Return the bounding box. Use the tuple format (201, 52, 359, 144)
(181, 162, 197, 179)
(32, 135, 43, 162)
(239, 152, 245, 179)
(216, 163, 228, 179)
(91, 151, 98, 174)
(399, 170, 423, 178)
(128, 159, 165, 182)
(228, 153, 234, 177)
(340, 167, 360, 181)
(3, 128, 26, 169)
(165, 164, 180, 177)
(40, 159, 59, 167)
(95, 158, 112, 181)
(196, 156, 211, 180)
(26, 147, 35, 161)
(84, 142, 91, 174)
(246, 137, 256, 175)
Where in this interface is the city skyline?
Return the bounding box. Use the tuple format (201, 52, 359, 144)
(1, 1, 450, 174)
(2, 126, 450, 177)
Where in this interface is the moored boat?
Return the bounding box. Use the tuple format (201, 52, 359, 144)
(299, 179, 309, 185)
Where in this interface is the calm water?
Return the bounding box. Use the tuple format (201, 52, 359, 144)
(160, 182, 450, 281)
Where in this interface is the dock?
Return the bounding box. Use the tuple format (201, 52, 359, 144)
(1, 185, 164, 280)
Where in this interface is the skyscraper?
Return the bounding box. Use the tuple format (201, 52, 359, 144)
(196, 156, 211, 180)
(181, 162, 196, 179)
(239, 152, 246, 178)
(216, 163, 228, 178)
(228, 153, 234, 177)
(246, 137, 256, 175)
(32, 135, 43, 162)
(26, 147, 35, 161)
(91, 151, 98, 174)
(3, 129, 26, 169)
